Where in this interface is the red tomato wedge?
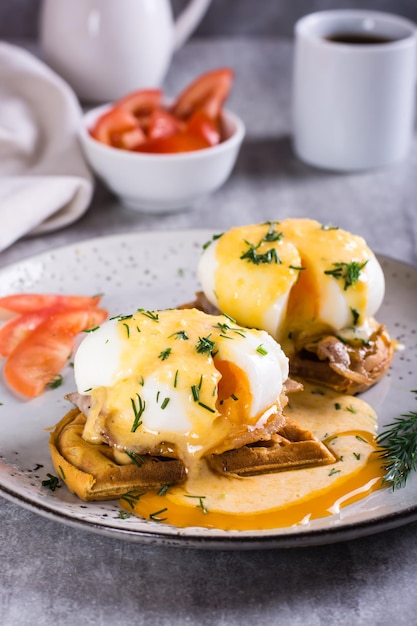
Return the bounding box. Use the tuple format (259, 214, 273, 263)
(0, 293, 102, 314)
(89, 69, 234, 153)
(0, 307, 60, 357)
(170, 68, 234, 121)
(90, 107, 145, 149)
(4, 308, 107, 398)
(117, 89, 162, 118)
(186, 109, 221, 146)
(137, 132, 211, 154)
(147, 108, 184, 140)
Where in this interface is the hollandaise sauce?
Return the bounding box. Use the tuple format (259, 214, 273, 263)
(120, 384, 385, 531)
(198, 218, 385, 346)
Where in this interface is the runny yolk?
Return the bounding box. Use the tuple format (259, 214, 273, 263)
(215, 359, 252, 425)
(120, 439, 385, 532)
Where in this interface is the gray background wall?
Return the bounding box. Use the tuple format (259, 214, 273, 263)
(1, 0, 417, 40)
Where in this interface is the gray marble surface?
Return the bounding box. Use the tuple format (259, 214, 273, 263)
(1, 38, 417, 625)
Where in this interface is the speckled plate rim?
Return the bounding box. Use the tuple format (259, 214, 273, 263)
(0, 229, 416, 550)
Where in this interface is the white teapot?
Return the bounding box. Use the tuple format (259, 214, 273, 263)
(39, 0, 212, 102)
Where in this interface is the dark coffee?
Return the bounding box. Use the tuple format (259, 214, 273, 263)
(326, 32, 396, 45)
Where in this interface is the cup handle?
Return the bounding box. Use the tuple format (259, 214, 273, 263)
(173, 0, 212, 50)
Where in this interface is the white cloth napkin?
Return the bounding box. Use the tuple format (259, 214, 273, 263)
(0, 42, 94, 252)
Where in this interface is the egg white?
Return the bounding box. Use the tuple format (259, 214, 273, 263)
(73, 311, 289, 440)
(198, 238, 292, 338)
(198, 223, 386, 340)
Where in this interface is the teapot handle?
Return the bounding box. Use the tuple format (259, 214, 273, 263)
(173, 0, 212, 51)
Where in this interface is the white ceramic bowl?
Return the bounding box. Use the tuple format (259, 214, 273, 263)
(79, 104, 245, 213)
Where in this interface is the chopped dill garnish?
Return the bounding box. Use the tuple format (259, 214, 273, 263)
(41, 473, 60, 491)
(213, 321, 246, 338)
(355, 435, 367, 443)
(347, 405, 358, 414)
(158, 347, 172, 361)
(262, 223, 283, 243)
(83, 326, 100, 333)
(256, 344, 268, 356)
(120, 490, 145, 508)
(191, 385, 200, 402)
(131, 393, 145, 432)
(198, 401, 216, 413)
(125, 450, 146, 466)
(324, 260, 368, 290)
(169, 330, 189, 341)
(173, 370, 179, 388)
(118, 510, 131, 519)
(123, 322, 130, 337)
(157, 484, 171, 496)
(351, 307, 360, 326)
(240, 241, 281, 265)
(321, 223, 339, 231)
(149, 508, 168, 522)
(328, 468, 341, 477)
(109, 314, 133, 321)
(47, 374, 63, 390)
(202, 233, 223, 250)
(161, 397, 170, 410)
(138, 309, 159, 321)
(334, 403, 342, 410)
(196, 334, 216, 356)
(186, 494, 208, 514)
(353, 452, 361, 460)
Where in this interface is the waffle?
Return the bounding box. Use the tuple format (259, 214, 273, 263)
(207, 417, 336, 476)
(49, 409, 186, 501)
(50, 409, 336, 501)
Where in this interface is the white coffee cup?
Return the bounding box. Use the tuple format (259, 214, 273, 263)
(292, 10, 417, 171)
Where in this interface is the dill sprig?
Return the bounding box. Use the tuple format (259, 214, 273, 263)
(131, 393, 146, 432)
(377, 399, 417, 490)
(120, 489, 146, 508)
(240, 240, 281, 265)
(41, 473, 60, 491)
(47, 374, 63, 390)
(324, 260, 368, 290)
(196, 334, 216, 356)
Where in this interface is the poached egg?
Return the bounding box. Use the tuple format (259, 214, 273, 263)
(73, 308, 289, 472)
(198, 219, 385, 351)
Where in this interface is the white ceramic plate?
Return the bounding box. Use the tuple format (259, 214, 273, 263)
(0, 230, 416, 550)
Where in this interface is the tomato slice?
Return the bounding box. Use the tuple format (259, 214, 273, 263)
(186, 109, 221, 146)
(0, 307, 60, 357)
(0, 293, 102, 314)
(90, 107, 145, 149)
(170, 68, 234, 121)
(147, 109, 184, 140)
(117, 89, 162, 118)
(4, 308, 108, 398)
(137, 132, 211, 154)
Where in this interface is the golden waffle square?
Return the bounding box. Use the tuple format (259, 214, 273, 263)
(49, 409, 186, 501)
(207, 417, 336, 477)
